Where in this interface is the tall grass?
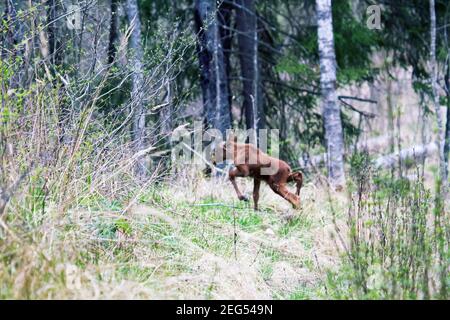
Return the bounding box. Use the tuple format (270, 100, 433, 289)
(0, 4, 191, 298)
(327, 153, 449, 299)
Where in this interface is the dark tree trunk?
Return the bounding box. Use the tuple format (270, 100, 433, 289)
(3, 1, 22, 50)
(445, 65, 450, 178)
(108, 0, 119, 66)
(42, 0, 66, 142)
(218, 0, 234, 122)
(47, 0, 56, 64)
(45, 0, 63, 67)
(235, 0, 264, 137)
(194, 0, 232, 136)
(1, 0, 13, 60)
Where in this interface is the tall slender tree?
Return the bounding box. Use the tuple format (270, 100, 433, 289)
(430, 0, 447, 190)
(218, 0, 233, 120)
(444, 58, 450, 178)
(315, 0, 345, 188)
(125, 0, 146, 177)
(194, 0, 231, 136)
(107, 0, 119, 66)
(235, 0, 264, 139)
(47, 0, 57, 64)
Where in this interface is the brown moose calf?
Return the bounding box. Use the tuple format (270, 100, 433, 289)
(213, 140, 303, 210)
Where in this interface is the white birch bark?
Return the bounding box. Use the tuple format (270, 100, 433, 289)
(125, 0, 146, 177)
(316, 0, 345, 188)
(430, 0, 447, 191)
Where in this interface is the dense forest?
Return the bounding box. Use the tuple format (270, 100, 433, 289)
(0, 0, 449, 300)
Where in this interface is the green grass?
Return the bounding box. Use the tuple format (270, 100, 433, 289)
(278, 215, 313, 238)
(188, 199, 264, 232)
(288, 279, 330, 300)
(1, 174, 337, 299)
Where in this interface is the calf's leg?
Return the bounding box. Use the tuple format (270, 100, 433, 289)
(269, 182, 300, 209)
(253, 178, 261, 210)
(229, 167, 249, 201)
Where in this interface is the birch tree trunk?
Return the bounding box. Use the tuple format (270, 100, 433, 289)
(125, 0, 146, 177)
(236, 0, 264, 139)
(194, 0, 231, 136)
(315, 0, 345, 188)
(429, 0, 447, 190)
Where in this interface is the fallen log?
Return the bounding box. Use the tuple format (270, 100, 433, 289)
(374, 142, 438, 169)
(299, 141, 438, 170)
(299, 136, 389, 168)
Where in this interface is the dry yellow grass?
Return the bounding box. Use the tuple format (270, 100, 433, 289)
(0, 168, 349, 299)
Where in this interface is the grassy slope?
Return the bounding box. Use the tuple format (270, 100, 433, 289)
(0, 171, 348, 299)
